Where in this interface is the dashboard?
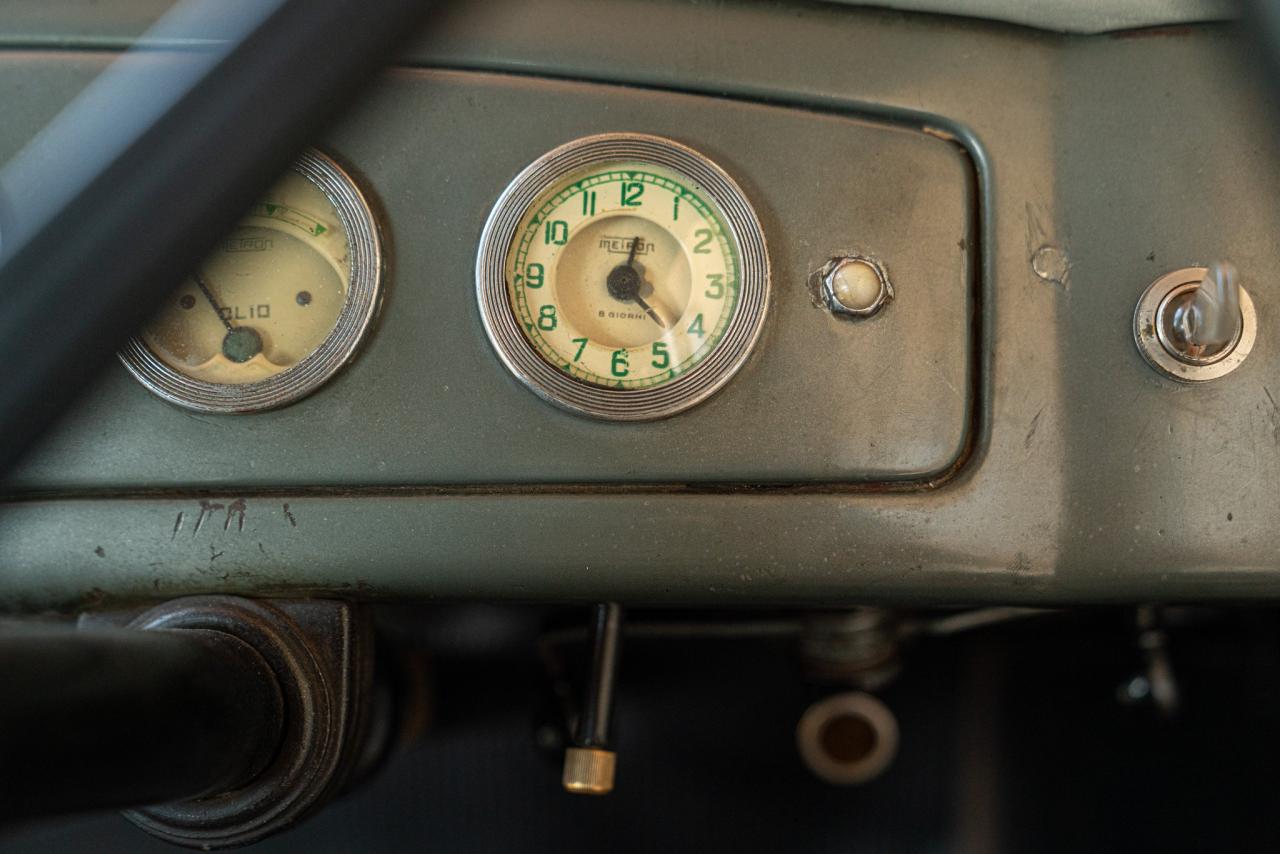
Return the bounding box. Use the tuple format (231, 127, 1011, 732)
(1, 0, 1277, 610)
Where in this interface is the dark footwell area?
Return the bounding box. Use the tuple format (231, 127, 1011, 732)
(4, 606, 1279, 853)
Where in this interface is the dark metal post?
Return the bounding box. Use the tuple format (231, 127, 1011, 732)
(577, 602, 623, 750)
(0, 623, 284, 822)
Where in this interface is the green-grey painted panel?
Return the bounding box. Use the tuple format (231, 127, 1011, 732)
(0, 1, 1278, 610)
(3, 64, 975, 491)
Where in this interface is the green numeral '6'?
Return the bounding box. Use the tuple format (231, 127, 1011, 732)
(611, 349, 629, 377)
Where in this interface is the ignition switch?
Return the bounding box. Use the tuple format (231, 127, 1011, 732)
(1133, 261, 1257, 382)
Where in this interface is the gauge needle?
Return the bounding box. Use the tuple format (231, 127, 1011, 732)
(627, 236, 669, 329)
(632, 293, 666, 329)
(193, 270, 263, 363)
(193, 271, 234, 332)
(605, 236, 667, 329)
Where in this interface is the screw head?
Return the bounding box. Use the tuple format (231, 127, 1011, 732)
(822, 256, 892, 318)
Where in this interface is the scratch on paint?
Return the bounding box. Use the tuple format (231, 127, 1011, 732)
(1025, 406, 1044, 450)
(172, 511, 185, 540)
(1264, 386, 1279, 447)
(193, 500, 224, 537)
(283, 503, 297, 527)
(224, 498, 247, 533)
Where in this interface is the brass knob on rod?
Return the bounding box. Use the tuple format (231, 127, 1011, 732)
(562, 602, 623, 795)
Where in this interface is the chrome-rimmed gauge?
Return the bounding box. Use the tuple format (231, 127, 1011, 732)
(476, 133, 770, 421)
(119, 148, 382, 413)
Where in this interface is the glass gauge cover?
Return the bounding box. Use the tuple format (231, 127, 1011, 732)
(119, 149, 381, 412)
(476, 133, 769, 420)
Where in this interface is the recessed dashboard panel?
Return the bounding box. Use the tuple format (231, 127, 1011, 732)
(4, 67, 976, 492)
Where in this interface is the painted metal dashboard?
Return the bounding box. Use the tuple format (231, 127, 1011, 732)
(3, 70, 975, 489)
(0, 0, 1277, 610)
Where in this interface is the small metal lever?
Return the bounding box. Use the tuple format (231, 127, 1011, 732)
(1167, 261, 1242, 360)
(1134, 262, 1256, 382)
(562, 602, 623, 795)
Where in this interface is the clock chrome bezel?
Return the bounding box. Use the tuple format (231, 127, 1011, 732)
(118, 148, 382, 414)
(476, 133, 770, 421)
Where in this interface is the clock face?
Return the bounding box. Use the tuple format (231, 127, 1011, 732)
(478, 134, 769, 421)
(505, 159, 740, 391)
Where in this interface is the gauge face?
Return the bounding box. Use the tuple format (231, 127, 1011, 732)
(119, 149, 381, 413)
(477, 134, 769, 420)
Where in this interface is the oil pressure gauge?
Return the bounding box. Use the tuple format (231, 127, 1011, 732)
(119, 149, 381, 412)
(477, 133, 769, 420)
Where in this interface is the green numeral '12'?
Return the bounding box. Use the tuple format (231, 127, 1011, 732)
(621, 182, 644, 207)
(572, 337, 589, 361)
(687, 313, 705, 337)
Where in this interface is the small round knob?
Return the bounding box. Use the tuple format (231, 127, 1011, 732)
(562, 747, 616, 795)
(796, 692, 898, 785)
(821, 256, 893, 318)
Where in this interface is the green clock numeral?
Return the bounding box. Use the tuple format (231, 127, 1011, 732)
(687, 313, 705, 337)
(672, 195, 680, 221)
(611, 349, 630, 377)
(524, 263, 544, 289)
(581, 191, 597, 216)
(704, 273, 724, 299)
(620, 182, 644, 207)
(693, 229, 713, 254)
(545, 220, 568, 245)
(572, 337, 589, 361)
(538, 304, 558, 331)
(651, 341, 670, 370)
